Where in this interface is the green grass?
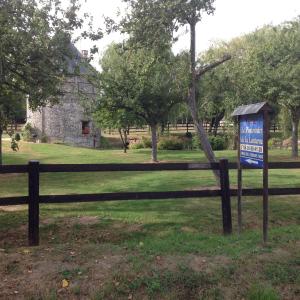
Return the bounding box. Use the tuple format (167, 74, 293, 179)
(1, 141, 300, 197)
(247, 284, 280, 300)
(0, 141, 300, 299)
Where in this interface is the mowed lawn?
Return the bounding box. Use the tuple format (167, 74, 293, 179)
(0, 141, 300, 299)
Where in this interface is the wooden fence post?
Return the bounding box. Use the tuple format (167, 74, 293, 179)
(219, 159, 232, 235)
(28, 160, 40, 246)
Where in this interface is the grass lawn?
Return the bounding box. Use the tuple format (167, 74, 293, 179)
(0, 141, 300, 299)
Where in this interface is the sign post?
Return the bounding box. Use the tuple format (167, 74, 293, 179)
(237, 116, 242, 235)
(232, 102, 272, 243)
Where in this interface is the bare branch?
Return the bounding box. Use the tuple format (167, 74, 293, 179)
(196, 54, 231, 80)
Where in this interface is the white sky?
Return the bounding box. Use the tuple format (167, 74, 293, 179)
(75, 0, 300, 69)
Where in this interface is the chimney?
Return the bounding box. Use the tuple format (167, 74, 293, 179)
(81, 50, 88, 59)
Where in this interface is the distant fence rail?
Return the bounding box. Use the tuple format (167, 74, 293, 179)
(1, 160, 300, 246)
(105, 122, 280, 135)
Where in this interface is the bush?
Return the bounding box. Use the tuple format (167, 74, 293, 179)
(268, 137, 282, 149)
(14, 132, 21, 142)
(210, 135, 227, 150)
(158, 136, 184, 150)
(40, 135, 48, 143)
(192, 135, 228, 151)
(142, 136, 152, 148)
(130, 142, 144, 149)
(22, 123, 35, 142)
(100, 136, 111, 149)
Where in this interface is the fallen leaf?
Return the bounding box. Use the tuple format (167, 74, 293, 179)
(62, 279, 69, 288)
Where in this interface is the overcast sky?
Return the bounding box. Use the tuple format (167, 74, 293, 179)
(75, 0, 300, 69)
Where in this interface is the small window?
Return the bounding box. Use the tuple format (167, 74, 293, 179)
(82, 121, 90, 135)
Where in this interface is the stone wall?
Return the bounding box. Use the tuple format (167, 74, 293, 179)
(27, 76, 101, 148)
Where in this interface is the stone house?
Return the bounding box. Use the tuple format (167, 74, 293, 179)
(26, 45, 101, 148)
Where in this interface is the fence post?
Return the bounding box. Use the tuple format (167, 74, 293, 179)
(219, 159, 232, 235)
(28, 160, 40, 246)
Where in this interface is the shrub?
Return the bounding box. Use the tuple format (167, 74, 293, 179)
(130, 142, 144, 149)
(14, 133, 21, 142)
(268, 138, 282, 149)
(22, 123, 35, 142)
(40, 135, 48, 143)
(142, 136, 152, 148)
(210, 135, 227, 150)
(100, 136, 111, 149)
(192, 135, 228, 151)
(158, 136, 184, 150)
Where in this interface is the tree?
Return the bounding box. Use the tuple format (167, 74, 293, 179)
(97, 43, 184, 161)
(213, 20, 300, 157)
(94, 106, 141, 153)
(273, 19, 300, 157)
(0, 92, 24, 164)
(113, 0, 231, 178)
(0, 0, 102, 164)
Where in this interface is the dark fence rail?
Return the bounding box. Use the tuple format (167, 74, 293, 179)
(1, 160, 300, 246)
(2, 187, 300, 206)
(2, 162, 300, 174)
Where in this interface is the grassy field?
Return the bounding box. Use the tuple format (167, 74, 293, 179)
(0, 141, 300, 299)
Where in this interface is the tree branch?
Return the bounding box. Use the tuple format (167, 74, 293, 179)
(196, 54, 231, 80)
(111, 103, 147, 121)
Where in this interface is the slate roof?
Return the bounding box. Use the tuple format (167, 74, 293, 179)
(66, 43, 94, 75)
(231, 102, 272, 117)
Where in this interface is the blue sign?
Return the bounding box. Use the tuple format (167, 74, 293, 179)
(240, 114, 264, 168)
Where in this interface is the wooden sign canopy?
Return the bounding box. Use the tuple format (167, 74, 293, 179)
(231, 101, 272, 117)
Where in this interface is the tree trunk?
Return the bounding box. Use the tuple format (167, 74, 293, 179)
(124, 130, 128, 153)
(213, 111, 225, 137)
(209, 118, 214, 134)
(118, 128, 128, 153)
(291, 114, 299, 158)
(150, 124, 158, 162)
(0, 127, 2, 165)
(187, 20, 219, 180)
(186, 117, 189, 133)
(161, 123, 165, 135)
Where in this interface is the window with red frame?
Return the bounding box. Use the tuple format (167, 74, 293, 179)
(82, 121, 90, 135)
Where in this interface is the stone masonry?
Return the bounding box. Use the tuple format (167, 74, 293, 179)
(26, 46, 101, 148)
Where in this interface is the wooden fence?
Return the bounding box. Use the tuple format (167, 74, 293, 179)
(106, 122, 280, 135)
(1, 160, 300, 246)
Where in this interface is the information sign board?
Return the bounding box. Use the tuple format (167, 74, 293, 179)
(240, 114, 264, 168)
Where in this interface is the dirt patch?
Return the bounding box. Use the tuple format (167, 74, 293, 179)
(189, 255, 232, 273)
(0, 244, 124, 299)
(65, 216, 100, 226)
(181, 226, 198, 233)
(257, 248, 291, 262)
(112, 222, 143, 232)
(0, 205, 27, 212)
